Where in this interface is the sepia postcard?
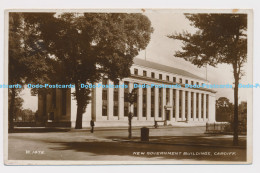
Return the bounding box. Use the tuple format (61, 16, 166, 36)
(3, 9, 253, 165)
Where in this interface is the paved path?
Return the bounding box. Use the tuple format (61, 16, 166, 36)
(8, 126, 247, 162)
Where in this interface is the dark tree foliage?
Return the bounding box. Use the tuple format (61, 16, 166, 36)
(23, 13, 153, 129)
(168, 14, 247, 145)
(8, 13, 52, 132)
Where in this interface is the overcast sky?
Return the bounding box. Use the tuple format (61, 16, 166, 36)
(21, 12, 248, 112)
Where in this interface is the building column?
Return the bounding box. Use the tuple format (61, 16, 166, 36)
(187, 91, 191, 122)
(137, 85, 143, 120)
(129, 82, 134, 115)
(118, 80, 124, 120)
(182, 90, 185, 121)
(193, 92, 197, 121)
(203, 93, 207, 121)
(92, 82, 102, 121)
(162, 88, 166, 120)
(169, 89, 173, 121)
(175, 89, 179, 121)
(154, 87, 159, 120)
(107, 80, 114, 120)
(198, 93, 202, 121)
(146, 86, 151, 120)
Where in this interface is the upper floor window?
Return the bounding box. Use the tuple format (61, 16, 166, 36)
(196, 82, 199, 85)
(173, 77, 176, 83)
(159, 74, 162, 80)
(185, 80, 188, 84)
(179, 78, 182, 84)
(102, 78, 108, 85)
(151, 72, 155, 78)
(166, 75, 169, 81)
(191, 81, 194, 85)
(143, 70, 147, 77)
(134, 68, 138, 75)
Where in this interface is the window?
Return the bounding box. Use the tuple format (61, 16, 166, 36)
(102, 78, 108, 85)
(196, 82, 199, 85)
(185, 80, 188, 84)
(172, 89, 176, 118)
(206, 94, 209, 118)
(191, 92, 194, 118)
(159, 74, 162, 80)
(179, 90, 182, 118)
(166, 75, 169, 81)
(173, 77, 176, 83)
(102, 90, 107, 100)
(151, 72, 155, 78)
(114, 105, 118, 116)
(143, 70, 147, 77)
(179, 78, 182, 84)
(159, 88, 162, 117)
(151, 87, 155, 117)
(191, 81, 194, 85)
(102, 105, 107, 116)
(134, 68, 138, 75)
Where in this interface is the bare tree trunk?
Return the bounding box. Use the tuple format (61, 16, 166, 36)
(75, 104, 83, 129)
(75, 82, 83, 129)
(9, 87, 16, 132)
(233, 74, 239, 146)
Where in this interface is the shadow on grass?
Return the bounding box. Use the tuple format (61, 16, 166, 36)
(47, 139, 247, 161)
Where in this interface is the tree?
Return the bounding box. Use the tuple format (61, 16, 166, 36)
(216, 97, 234, 122)
(24, 13, 153, 129)
(8, 13, 51, 132)
(168, 14, 247, 145)
(125, 88, 137, 139)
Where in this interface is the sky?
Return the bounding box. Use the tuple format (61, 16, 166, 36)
(21, 12, 248, 112)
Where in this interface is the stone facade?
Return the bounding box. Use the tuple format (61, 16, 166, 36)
(38, 58, 216, 127)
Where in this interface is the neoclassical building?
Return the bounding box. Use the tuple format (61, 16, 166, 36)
(38, 58, 216, 127)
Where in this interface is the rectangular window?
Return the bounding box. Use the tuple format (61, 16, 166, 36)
(159, 74, 162, 80)
(166, 88, 170, 104)
(179, 78, 182, 84)
(185, 91, 188, 118)
(159, 88, 162, 117)
(173, 89, 176, 118)
(179, 90, 182, 118)
(206, 94, 209, 118)
(185, 80, 188, 84)
(143, 70, 147, 77)
(173, 77, 176, 83)
(191, 81, 194, 85)
(196, 93, 199, 118)
(114, 105, 118, 117)
(102, 90, 107, 100)
(196, 82, 199, 85)
(151, 72, 155, 78)
(102, 105, 107, 116)
(134, 68, 138, 75)
(201, 94, 204, 118)
(124, 81, 129, 117)
(191, 92, 194, 118)
(142, 87, 147, 117)
(151, 87, 155, 117)
(102, 78, 108, 85)
(166, 75, 169, 81)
